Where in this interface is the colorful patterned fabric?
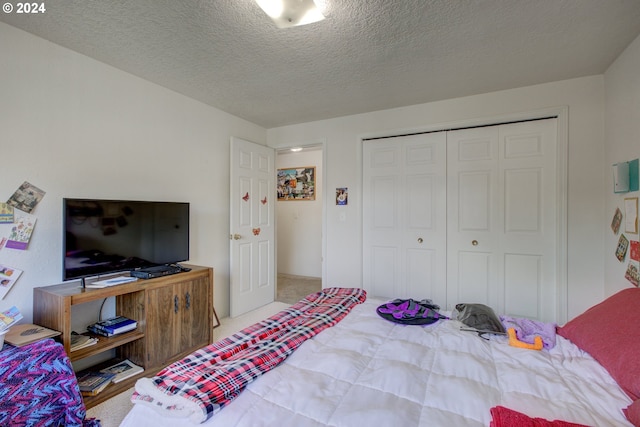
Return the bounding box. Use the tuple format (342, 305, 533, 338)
(132, 287, 367, 423)
(0, 338, 101, 427)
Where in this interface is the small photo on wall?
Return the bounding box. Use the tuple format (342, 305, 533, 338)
(0, 203, 14, 224)
(611, 207, 623, 234)
(0, 264, 23, 300)
(631, 240, 640, 262)
(336, 188, 348, 205)
(6, 181, 46, 214)
(625, 263, 639, 287)
(616, 233, 629, 262)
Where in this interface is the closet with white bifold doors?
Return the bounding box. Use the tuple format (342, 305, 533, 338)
(363, 118, 559, 323)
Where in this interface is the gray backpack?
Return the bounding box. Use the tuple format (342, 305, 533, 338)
(455, 303, 506, 337)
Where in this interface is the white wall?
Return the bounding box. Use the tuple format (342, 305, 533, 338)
(604, 33, 640, 296)
(267, 75, 606, 321)
(0, 22, 266, 320)
(4, 20, 633, 325)
(275, 149, 323, 277)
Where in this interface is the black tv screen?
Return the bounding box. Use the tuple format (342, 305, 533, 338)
(63, 198, 189, 281)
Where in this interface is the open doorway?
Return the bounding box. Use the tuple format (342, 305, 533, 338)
(275, 144, 323, 303)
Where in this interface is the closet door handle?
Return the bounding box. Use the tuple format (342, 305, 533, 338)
(472, 240, 479, 246)
(174, 295, 179, 313)
(417, 237, 423, 244)
(185, 292, 191, 310)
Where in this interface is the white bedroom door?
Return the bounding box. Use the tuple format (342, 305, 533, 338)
(446, 119, 558, 321)
(362, 118, 559, 322)
(362, 132, 448, 304)
(445, 126, 500, 310)
(229, 137, 276, 317)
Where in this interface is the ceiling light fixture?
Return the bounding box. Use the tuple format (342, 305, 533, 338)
(290, 147, 303, 152)
(255, 0, 325, 29)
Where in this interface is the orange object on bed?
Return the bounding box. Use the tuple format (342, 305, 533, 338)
(507, 327, 543, 350)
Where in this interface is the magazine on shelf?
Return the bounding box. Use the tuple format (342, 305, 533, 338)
(100, 359, 144, 383)
(4, 324, 60, 347)
(77, 371, 116, 396)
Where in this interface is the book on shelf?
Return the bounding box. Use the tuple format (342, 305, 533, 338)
(76, 371, 116, 396)
(90, 316, 137, 335)
(0, 306, 23, 332)
(4, 323, 60, 347)
(87, 324, 114, 337)
(100, 359, 144, 383)
(70, 332, 98, 351)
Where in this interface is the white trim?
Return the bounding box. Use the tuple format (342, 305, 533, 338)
(555, 106, 569, 325)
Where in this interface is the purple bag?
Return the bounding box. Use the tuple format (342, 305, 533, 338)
(376, 298, 447, 325)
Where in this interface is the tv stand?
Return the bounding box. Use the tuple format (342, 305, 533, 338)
(33, 265, 214, 408)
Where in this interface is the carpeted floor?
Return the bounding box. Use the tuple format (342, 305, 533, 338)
(85, 274, 321, 427)
(276, 273, 322, 304)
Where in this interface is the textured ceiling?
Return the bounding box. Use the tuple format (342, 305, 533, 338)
(2, 0, 640, 128)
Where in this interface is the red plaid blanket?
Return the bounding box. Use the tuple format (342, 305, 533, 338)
(132, 287, 367, 423)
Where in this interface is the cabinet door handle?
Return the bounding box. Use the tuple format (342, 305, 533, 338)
(174, 295, 179, 313)
(185, 292, 191, 310)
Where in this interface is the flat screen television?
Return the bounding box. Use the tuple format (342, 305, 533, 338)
(63, 198, 190, 281)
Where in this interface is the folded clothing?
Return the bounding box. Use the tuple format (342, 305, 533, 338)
(500, 315, 557, 350)
(490, 406, 590, 427)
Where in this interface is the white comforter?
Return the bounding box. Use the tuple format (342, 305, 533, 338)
(120, 298, 632, 427)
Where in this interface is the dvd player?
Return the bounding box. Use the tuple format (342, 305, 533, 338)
(131, 265, 182, 279)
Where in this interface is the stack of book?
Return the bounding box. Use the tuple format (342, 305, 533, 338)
(76, 359, 144, 396)
(100, 359, 144, 383)
(70, 332, 98, 351)
(76, 371, 116, 397)
(87, 316, 137, 337)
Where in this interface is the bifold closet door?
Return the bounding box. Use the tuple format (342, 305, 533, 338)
(446, 119, 557, 321)
(362, 133, 447, 303)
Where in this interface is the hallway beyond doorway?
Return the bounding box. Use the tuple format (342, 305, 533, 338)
(276, 273, 321, 304)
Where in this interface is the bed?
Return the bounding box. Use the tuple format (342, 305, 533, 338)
(0, 338, 101, 427)
(121, 287, 640, 427)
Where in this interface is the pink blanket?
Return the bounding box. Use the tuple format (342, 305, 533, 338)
(490, 406, 590, 427)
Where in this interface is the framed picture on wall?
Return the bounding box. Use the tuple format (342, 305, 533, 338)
(277, 167, 315, 200)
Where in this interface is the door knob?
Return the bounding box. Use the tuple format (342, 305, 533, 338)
(417, 237, 423, 243)
(229, 234, 241, 240)
(472, 240, 478, 246)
